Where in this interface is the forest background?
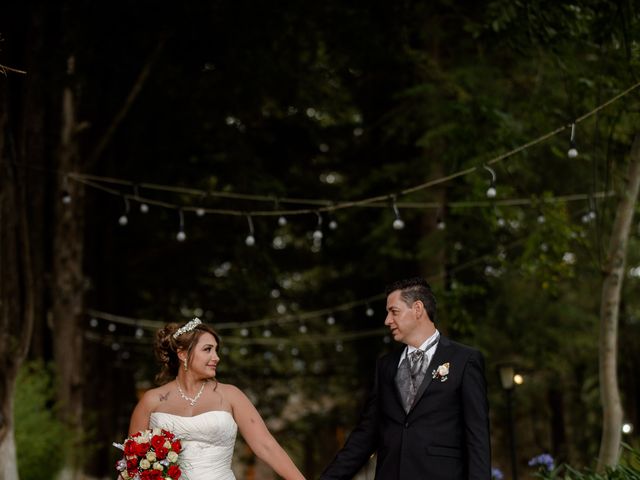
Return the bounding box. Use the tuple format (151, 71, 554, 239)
(1, 1, 640, 479)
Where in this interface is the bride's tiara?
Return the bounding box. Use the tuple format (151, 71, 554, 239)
(173, 317, 202, 339)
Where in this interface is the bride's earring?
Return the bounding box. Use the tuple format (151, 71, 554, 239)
(183, 358, 188, 371)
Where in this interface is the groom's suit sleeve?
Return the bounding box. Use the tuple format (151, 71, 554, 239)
(320, 359, 381, 480)
(461, 350, 492, 480)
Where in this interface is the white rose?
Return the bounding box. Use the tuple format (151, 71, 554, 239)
(152, 427, 162, 436)
(164, 440, 172, 449)
(139, 459, 151, 469)
(437, 363, 450, 376)
(167, 451, 179, 463)
(146, 451, 157, 462)
(153, 462, 163, 471)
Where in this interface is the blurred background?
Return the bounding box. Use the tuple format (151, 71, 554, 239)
(1, 1, 640, 479)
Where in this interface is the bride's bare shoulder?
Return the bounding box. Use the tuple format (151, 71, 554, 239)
(213, 382, 245, 399)
(140, 381, 175, 409)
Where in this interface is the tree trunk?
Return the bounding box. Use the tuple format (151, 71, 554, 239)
(52, 56, 86, 480)
(0, 74, 37, 480)
(597, 133, 640, 470)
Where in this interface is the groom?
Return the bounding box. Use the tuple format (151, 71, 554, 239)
(321, 277, 491, 480)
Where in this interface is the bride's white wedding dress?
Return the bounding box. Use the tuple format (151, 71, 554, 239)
(150, 411, 238, 480)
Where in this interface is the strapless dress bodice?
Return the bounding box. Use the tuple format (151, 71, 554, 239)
(150, 410, 237, 480)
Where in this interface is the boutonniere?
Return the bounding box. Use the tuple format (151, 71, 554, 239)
(432, 362, 450, 382)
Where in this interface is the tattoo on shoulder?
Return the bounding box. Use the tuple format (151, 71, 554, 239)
(160, 391, 170, 401)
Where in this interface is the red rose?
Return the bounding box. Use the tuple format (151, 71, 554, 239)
(171, 440, 182, 453)
(134, 441, 150, 456)
(131, 431, 142, 438)
(151, 435, 165, 449)
(126, 458, 138, 469)
(155, 446, 169, 459)
(124, 440, 137, 456)
(141, 471, 162, 480)
(127, 467, 139, 477)
(162, 429, 175, 440)
(168, 465, 181, 480)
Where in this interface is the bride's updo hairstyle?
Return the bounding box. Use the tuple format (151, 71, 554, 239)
(154, 320, 220, 385)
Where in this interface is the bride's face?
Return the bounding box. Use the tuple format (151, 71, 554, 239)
(188, 332, 220, 378)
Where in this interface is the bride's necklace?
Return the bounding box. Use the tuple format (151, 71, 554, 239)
(176, 378, 207, 406)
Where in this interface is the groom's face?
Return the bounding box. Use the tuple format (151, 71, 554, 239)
(385, 290, 420, 344)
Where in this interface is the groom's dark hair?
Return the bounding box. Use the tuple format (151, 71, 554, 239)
(385, 277, 437, 323)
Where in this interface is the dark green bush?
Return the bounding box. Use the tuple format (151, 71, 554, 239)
(14, 361, 73, 480)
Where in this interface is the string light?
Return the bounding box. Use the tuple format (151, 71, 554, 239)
(484, 165, 497, 198)
(61, 176, 72, 204)
(56, 80, 640, 226)
(245, 215, 256, 246)
(568, 123, 579, 158)
(118, 198, 130, 226)
(84, 203, 611, 340)
(391, 196, 405, 230)
(196, 207, 206, 217)
(365, 305, 375, 317)
(313, 212, 323, 241)
(436, 206, 446, 230)
(278, 215, 287, 226)
(176, 209, 186, 242)
(134, 185, 149, 213)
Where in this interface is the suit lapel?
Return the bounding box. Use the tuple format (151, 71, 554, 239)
(409, 336, 451, 412)
(385, 348, 406, 412)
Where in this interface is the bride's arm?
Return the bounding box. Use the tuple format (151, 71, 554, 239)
(228, 385, 306, 480)
(128, 390, 155, 435)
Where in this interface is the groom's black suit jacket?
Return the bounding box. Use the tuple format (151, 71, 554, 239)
(321, 336, 491, 480)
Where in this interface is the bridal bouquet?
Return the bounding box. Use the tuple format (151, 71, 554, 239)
(113, 428, 182, 480)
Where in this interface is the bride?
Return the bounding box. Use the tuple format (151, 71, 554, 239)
(126, 318, 306, 480)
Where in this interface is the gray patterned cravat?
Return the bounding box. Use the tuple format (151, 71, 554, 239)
(395, 334, 440, 412)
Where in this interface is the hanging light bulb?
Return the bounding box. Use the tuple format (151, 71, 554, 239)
(196, 208, 206, 217)
(326, 314, 336, 325)
(366, 306, 375, 317)
(134, 185, 149, 213)
(391, 196, 405, 230)
(436, 206, 446, 230)
(176, 209, 186, 241)
(245, 215, 255, 246)
(483, 165, 497, 198)
(567, 123, 579, 158)
(135, 327, 144, 338)
(118, 197, 130, 226)
(61, 176, 72, 204)
(313, 212, 323, 240)
(278, 215, 287, 226)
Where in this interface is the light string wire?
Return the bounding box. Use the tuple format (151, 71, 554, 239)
(74, 172, 614, 215)
(65, 79, 640, 217)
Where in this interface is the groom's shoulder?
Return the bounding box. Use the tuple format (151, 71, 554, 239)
(443, 337, 484, 359)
